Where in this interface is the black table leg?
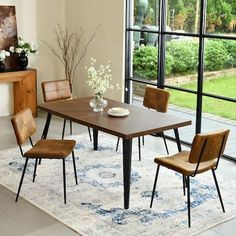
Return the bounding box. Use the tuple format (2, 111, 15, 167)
(41, 113, 52, 139)
(174, 128, 186, 195)
(174, 128, 182, 152)
(123, 138, 132, 209)
(93, 129, 98, 150)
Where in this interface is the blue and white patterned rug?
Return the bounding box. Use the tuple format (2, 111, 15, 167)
(0, 133, 235, 236)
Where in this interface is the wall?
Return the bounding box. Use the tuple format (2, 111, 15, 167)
(0, 0, 125, 115)
(65, 0, 125, 101)
(0, 0, 65, 115)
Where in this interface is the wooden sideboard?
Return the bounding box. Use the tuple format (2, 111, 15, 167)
(0, 69, 37, 116)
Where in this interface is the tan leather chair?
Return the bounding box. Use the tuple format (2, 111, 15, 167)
(42, 79, 92, 140)
(11, 108, 78, 204)
(150, 129, 230, 227)
(116, 86, 170, 161)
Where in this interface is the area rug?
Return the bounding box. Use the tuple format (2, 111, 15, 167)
(0, 133, 235, 236)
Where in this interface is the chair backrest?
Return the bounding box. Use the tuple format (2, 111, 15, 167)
(143, 86, 170, 113)
(189, 129, 230, 164)
(11, 108, 36, 145)
(42, 79, 72, 102)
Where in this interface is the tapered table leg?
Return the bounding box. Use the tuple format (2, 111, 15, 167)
(174, 128, 186, 195)
(123, 138, 132, 209)
(41, 113, 52, 139)
(93, 129, 98, 150)
(174, 128, 182, 152)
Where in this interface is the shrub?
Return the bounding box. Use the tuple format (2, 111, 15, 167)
(204, 40, 229, 71)
(133, 45, 173, 79)
(221, 40, 236, 68)
(165, 53, 174, 76)
(133, 45, 157, 79)
(166, 40, 198, 74)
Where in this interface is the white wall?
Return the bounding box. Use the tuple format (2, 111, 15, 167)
(65, 0, 125, 101)
(0, 0, 125, 115)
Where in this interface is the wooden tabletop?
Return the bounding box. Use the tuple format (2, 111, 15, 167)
(38, 97, 191, 139)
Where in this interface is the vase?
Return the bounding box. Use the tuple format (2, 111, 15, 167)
(89, 94, 108, 112)
(18, 52, 28, 70)
(0, 61, 5, 72)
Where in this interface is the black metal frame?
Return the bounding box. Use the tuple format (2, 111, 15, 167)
(15, 137, 78, 204)
(149, 132, 227, 227)
(62, 118, 92, 141)
(125, 0, 236, 161)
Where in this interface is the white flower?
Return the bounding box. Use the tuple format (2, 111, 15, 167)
(9, 46, 15, 53)
(15, 48, 22, 54)
(9, 37, 38, 55)
(18, 38, 24, 46)
(0, 50, 10, 61)
(86, 57, 117, 96)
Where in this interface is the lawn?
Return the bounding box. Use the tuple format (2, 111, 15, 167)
(168, 75, 236, 120)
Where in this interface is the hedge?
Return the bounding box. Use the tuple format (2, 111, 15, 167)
(133, 39, 236, 79)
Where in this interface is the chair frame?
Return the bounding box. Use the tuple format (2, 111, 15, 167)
(12, 108, 78, 204)
(15, 136, 78, 204)
(41, 79, 92, 141)
(116, 86, 170, 160)
(150, 131, 228, 227)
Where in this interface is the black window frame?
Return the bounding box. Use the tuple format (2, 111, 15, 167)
(124, 0, 236, 161)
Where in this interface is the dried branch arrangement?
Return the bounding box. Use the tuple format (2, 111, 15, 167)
(43, 24, 100, 92)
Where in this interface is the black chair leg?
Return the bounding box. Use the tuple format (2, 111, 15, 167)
(70, 120, 73, 135)
(182, 175, 186, 196)
(72, 151, 78, 185)
(186, 176, 191, 227)
(62, 118, 66, 140)
(33, 158, 38, 182)
(160, 132, 169, 155)
(88, 127, 92, 142)
(138, 137, 141, 161)
(62, 159, 66, 204)
(142, 136, 144, 145)
(116, 138, 120, 151)
(150, 164, 160, 208)
(212, 169, 225, 212)
(16, 158, 29, 202)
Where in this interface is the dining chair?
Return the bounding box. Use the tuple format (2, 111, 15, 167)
(42, 79, 92, 140)
(116, 86, 170, 161)
(11, 108, 78, 204)
(150, 129, 230, 227)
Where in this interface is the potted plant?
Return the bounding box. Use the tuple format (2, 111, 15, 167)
(9, 37, 38, 70)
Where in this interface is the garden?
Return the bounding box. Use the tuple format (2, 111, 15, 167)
(133, 39, 236, 120)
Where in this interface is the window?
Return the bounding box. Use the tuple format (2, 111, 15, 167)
(125, 0, 236, 160)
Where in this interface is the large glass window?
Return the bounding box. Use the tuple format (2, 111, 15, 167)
(125, 0, 236, 160)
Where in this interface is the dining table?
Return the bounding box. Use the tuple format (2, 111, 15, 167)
(38, 97, 191, 209)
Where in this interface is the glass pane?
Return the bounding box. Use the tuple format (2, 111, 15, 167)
(166, 89, 197, 143)
(133, 0, 159, 28)
(167, 0, 200, 33)
(202, 96, 236, 121)
(206, 0, 236, 36)
(132, 81, 157, 104)
(202, 97, 236, 157)
(168, 89, 197, 113)
(132, 43, 158, 81)
(165, 37, 199, 90)
(204, 39, 236, 100)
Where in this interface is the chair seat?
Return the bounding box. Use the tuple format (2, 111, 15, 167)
(24, 139, 76, 159)
(154, 150, 217, 176)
